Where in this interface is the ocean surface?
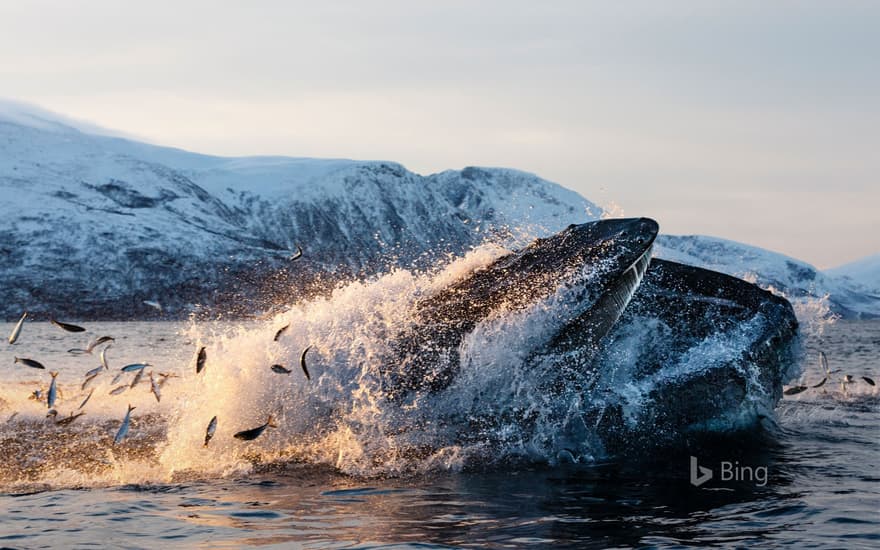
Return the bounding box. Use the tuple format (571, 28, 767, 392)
(1, 318, 878, 549)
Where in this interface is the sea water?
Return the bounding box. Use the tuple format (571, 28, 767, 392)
(0, 267, 877, 548)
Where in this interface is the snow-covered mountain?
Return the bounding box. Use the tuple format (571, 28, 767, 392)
(655, 236, 880, 319)
(1, 100, 876, 319)
(0, 101, 598, 319)
(826, 254, 880, 293)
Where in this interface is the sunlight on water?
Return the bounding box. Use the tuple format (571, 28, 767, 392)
(0, 242, 819, 490)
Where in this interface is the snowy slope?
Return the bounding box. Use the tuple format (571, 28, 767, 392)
(0, 101, 598, 319)
(1, 100, 876, 319)
(826, 254, 880, 293)
(656, 235, 880, 318)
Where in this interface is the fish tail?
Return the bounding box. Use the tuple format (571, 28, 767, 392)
(267, 414, 277, 428)
(51, 371, 58, 378)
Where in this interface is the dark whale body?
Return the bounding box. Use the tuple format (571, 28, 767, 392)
(591, 258, 799, 450)
(382, 218, 800, 452)
(384, 218, 659, 397)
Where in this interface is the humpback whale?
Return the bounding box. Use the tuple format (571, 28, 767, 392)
(385, 217, 659, 397)
(588, 258, 799, 450)
(382, 217, 799, 452)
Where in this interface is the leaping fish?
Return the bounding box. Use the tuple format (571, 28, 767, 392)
(204, 416, 218, 447)
(143, 300, 163, 312)
(47, 372, 59, 409)
(14, 357, 45, 370)
(82, 371, 100, 390)
(86, 336, 115, 353)
(50, 319, 86, 333)
(109, 385, 128, 396)
(56, 411, 85, 426)
(121, 363, 150, 373)
(149, 371, 161, 402)
(300, 346, 312, 381)
(196, 346, 207, 374)
(100, 346, 111, 370)
(233, 415, 277, 441)
(273, 324, 290, 342)
(113, 404, 136, 445)
(8, 311, 26, 344)
(78, 389, 95, 410)
(270, 364, 292, 375)
(130, 368, 146, 389)
(290, 244, 303, 261)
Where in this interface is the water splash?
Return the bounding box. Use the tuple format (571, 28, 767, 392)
(0, 243, 805, 489)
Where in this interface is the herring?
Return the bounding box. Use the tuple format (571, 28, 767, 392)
(8, 311, 26, 344)
(50, 318, 86, 333)
(78, 389, 94, 410)
(273, 323, 290, 342)
(130, 368, 145, 389)
(149, 371, 161, 402)
(14, 357, 45, 370)
(290, 243, 303, 261)
(56, 411, 85, 426)
(121, 363, 150, 373)
(233, 415, 277, 441)
(100, 346, 111, 370)
(204, 416, 218, 447)
(85, 365, 103, 378)
(196, 346, 207, 374)
(300, 346, 312, 381)
(86, 336, 115, 353)
(113, 404, 136, 445)
(47, 372, 59, 409)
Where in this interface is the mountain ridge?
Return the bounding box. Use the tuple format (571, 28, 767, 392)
(1, 101, 876, 319)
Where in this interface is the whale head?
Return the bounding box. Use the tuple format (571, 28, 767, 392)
(387, 217, 660, 396)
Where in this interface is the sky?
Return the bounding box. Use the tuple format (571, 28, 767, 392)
(1, 1, 877, 269)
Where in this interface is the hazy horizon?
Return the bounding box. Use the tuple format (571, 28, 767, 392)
(2, 1, 877, 269)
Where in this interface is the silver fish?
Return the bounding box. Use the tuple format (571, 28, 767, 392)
(300, 346, 312, 381)
(47, 371, 59, 409)
(8, 311, 26, 344)
(85, 365, 103, 378)
(109, 385, 128, 396)
(273, 324, 290, 342)
(143, 300, 162, 311)
(78, 389, 95, 410)
(111, 371, 124, 385)
(86, 336, 115, 353)
(100, 346, 111, 370)
(14, 356, 45, 370)
(121, 363, 150, 373)
(863, 376, 876, 386)
(67, 348, 89, 355)
(149, 372, 161, 402)
(50, 318, 86, 333)
(290, 243, 303, 261)
(270, 364, 292, 374)
(204, 416, 218, 447)
(233, 415, 277, 441)
(130, 368, 145, 389)
(82, 372, 99, 391)
(114, 404, 136, 445)
(196, 347, 206, 374)
(56, 411, 85, 426)
(784, 385, 808, 396)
